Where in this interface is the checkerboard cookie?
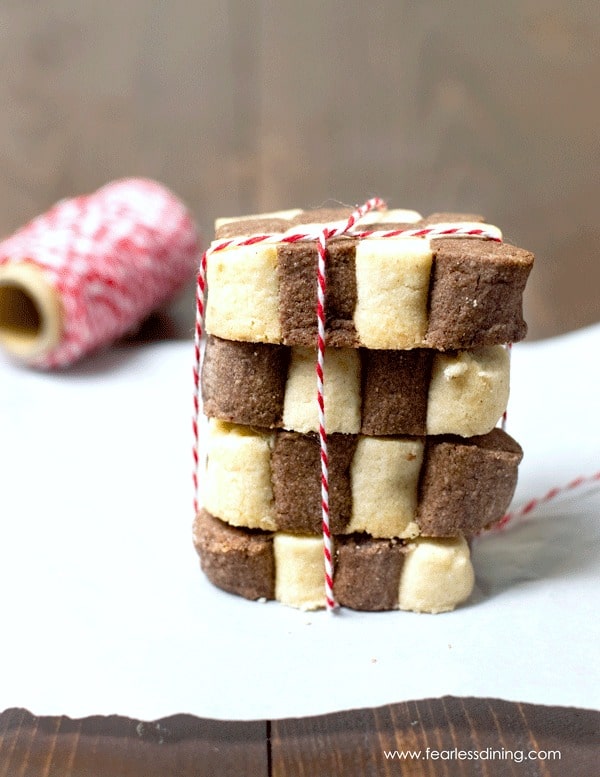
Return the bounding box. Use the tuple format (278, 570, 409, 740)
(194, 203, 532, 613)
(194, 511, 475, 613)
(205, 208, 534, 351)
(202, 336, 510, 437)
(202, 420, 522, 539)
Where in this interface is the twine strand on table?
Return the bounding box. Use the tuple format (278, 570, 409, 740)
(493, 470, 600, 531)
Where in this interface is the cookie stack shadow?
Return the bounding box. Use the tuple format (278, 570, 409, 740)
(193, 206, 534, 613)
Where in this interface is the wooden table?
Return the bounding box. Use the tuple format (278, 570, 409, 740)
(1, 698, 597, 776)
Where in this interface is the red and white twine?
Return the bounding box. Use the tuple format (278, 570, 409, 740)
(0, 178, 200, 368)
(312, 198, 391, 609)
(500, 343, 513, 432)
(492, 470, 600, 532)
(315, 226, 334, 608)
(192, 250, 208, 516)
(192, 198, 508, 611)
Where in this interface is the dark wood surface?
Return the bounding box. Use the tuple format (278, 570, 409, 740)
(1, 698, 597, 777)
(0, 1, 599, 341)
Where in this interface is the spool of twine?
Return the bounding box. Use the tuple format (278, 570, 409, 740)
(0, 178, 200, 368)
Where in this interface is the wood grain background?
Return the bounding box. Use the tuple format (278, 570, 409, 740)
(0, 0, 598, 340)
(2, 699, 598, 777)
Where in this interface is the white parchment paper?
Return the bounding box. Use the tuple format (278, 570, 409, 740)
(0, 324, 598, 720)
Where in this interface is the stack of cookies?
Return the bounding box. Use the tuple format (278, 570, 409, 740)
(193, 206, 534, 613)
